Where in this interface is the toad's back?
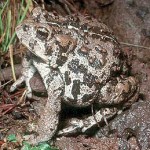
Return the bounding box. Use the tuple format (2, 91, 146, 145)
(45, 14, 124, 106)
(16, 7, 126, 106)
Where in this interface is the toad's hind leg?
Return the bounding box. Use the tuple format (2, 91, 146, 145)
(97, 76, 139, 108)
(27, 72, 64, 145)
(58, 107, 117, 136)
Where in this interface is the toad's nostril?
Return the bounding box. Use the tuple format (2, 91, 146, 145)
(23, 24, 29, 31)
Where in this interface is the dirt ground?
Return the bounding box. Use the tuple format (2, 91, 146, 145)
(0, 0, 150, 149)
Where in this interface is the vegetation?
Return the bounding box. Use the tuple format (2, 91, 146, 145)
(7, 134, 58, 150)
(0, 1, 59, 149)
(0, 0, 31, 53)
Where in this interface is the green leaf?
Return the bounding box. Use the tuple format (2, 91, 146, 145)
(6, 0, 31, 51)
(18, 0, 31, 24)
(0, 14, 4, 35)
(30, 147, 39, 150)
(7, 134, 17, 142)
(21, 142, 31, 150)
(17, 0, 25, 25)
(4, 9, 11, 51)
(21, 142, 59, 150)
(0, 0, 9, 16)
(38, 143, 51, 150)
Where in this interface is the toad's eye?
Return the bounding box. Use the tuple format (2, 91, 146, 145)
(36, 27, 49, 40)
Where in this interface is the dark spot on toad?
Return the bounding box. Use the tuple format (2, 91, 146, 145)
(91, 34, 101, 39)
(83, 73, 97, 88)
(29, 42, 34, 49)
(68, 59, 79, 73)
(45, 43, 53, 55)
(29, 40, 37, 49)
(33, 14, 41, 22)
(71, 80, 80, 100)
(78, 64, 87, 73)
(95, 46, 100, 52)
(25, 52, 32, 62)
(89, 57, 102, 69)
(56, 55, 67, 66)
(46, 75, 53, 86)
(56, 41, 68, 53)
(82, 93, 95, 103)
(45, 71, 59, 86)
(68, 16, 75, 21)
(80, 24, 88, 31)
(69, 22, 80, 29)
(61, 22, 68, 27)
(65, 71, 71, 85)
(23, 24, 29, 31)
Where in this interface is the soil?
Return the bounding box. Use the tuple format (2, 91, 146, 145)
(0, 0, 150, 149)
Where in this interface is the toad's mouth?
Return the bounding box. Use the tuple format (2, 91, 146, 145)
(19, 36, 49, 64)
(27, 46, 49, 64)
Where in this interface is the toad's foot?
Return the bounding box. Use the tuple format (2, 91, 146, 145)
(58, 118, 84, 136)
(10, 75, 33, 98)
(10, 76, 25, 92)
(23, 134, 50, 145)
(58, 107, 117, 136)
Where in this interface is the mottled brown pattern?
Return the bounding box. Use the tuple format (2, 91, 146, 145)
(10, 7, 139, 145)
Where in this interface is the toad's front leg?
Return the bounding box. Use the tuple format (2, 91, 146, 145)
(10, 53, 36, 97)
(27, 73, 64, 145)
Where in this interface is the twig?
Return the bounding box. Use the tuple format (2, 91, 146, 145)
(120, 42, 150, 50)
(25, 0, 33, 12)
(57, 0, 77, 14)
(1, 104, 16, 116)
(17, 89, 27, 105)
(9, 44, 16, 81)
(0, 79, 13, 88)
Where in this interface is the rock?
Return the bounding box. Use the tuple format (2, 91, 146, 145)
(96, 101, 150, 150)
